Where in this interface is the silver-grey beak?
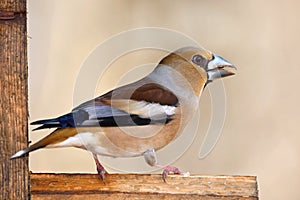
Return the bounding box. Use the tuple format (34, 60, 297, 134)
(207, 54, 237, 82)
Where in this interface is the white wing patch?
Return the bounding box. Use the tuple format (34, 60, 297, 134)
(103, 99, 176, 120)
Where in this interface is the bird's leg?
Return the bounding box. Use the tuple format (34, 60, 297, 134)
(143, 149, 183, 182)
(92, 153, 107, 183)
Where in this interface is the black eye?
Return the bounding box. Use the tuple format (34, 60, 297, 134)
(192, 54, 206, 66)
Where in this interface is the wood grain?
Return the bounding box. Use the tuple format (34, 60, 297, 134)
(31, 173, 258, 200)
(0, 0, 26, 12)
(0, 0, 29, 199)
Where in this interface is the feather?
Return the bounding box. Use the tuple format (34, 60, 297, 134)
(101, 99, 176, 121)
(31, 110, 89, 130)
(11, 128, 78, 158)
(100, 83, 178, 106)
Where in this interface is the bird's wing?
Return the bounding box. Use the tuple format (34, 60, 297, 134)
(31, 82, 179, 130)
(101, 99, 176, 121)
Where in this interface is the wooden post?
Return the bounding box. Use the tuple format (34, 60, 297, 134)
(31, 173, 258, 199)
(0, 0, 29, 199)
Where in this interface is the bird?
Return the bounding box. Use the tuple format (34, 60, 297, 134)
(11, 46, 236, 182)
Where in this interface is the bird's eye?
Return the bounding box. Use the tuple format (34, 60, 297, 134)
(192, 54, 206, 66)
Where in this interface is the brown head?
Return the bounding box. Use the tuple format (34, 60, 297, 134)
(158, 46, 236, 95)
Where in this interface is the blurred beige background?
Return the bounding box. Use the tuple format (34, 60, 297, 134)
(28, 0, 300, 199)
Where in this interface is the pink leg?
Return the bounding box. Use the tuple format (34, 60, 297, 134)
(93, 153, 107, 183)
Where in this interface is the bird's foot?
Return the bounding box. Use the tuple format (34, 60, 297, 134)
(143, 149, 186, 182)
(161, 165, 183, 182)
(93, 153, 107, 183)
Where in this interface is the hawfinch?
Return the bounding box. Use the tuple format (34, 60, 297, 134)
(11, 46, 236, 182)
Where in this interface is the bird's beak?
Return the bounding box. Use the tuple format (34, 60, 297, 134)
(206, 54, 237, 82)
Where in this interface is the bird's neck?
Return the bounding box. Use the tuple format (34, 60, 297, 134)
(150, 64, 206, 97)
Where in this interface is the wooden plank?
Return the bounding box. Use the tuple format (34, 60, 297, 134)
(31, 173, 258, 200)
(0, 0, 29, 200)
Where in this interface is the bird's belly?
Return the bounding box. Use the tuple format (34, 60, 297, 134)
(49, 130, 141, 157)
(99, 113, 182, 156)
(68, 112, 182, 157)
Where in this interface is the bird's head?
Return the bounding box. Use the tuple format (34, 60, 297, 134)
(158, 46, 237, 94)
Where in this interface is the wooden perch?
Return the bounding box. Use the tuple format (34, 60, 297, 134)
(31, 173, 258, 200)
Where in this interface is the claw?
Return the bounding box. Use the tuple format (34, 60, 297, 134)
(161, 165, 182, 182)
(143, 149, 184, 182)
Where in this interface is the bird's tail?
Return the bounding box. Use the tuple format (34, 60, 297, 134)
(31, 118, 59, 125)
(10, 144, 41, 159)
(10, 138, 49, 159)
(10, 127, 78, 159)
(31, 117, 63, 131)
(30, 110, 88, 131)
